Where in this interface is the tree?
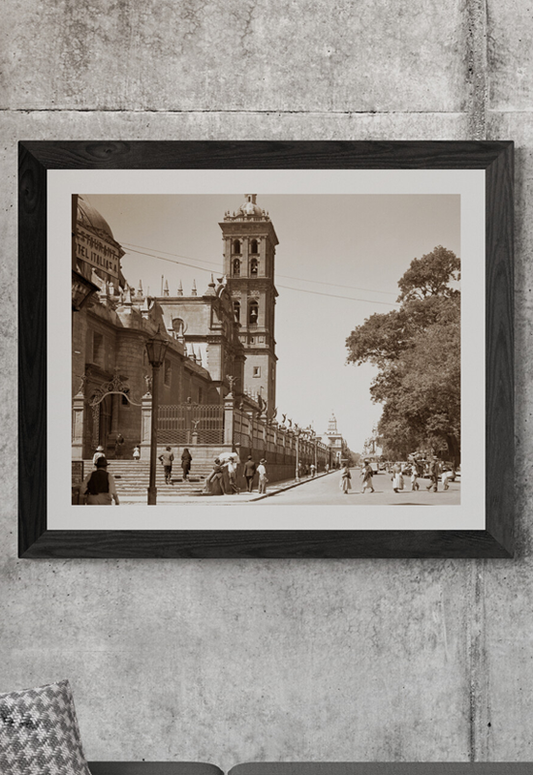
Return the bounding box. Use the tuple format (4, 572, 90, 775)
(346, 246, 461, 466)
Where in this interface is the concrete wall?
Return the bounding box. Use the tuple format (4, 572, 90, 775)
(1, 0, 531, 769)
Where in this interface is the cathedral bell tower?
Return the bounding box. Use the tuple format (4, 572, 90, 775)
(220, 195, 278, 415)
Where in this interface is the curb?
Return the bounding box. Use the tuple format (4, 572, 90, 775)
(248, 471, 333, 502)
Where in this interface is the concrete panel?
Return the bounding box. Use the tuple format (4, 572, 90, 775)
(488, 1, 533, 111)
(1, 0, 468, 113)
(0, 559, 473, 768)
(472, 112, 533, 760)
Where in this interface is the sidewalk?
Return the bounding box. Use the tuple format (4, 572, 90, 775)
(120, 470, 334, 505)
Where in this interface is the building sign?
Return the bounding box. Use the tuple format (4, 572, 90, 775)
(76, 226, 120, 280)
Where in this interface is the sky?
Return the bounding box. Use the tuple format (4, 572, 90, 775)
(85, 193, 460, 452)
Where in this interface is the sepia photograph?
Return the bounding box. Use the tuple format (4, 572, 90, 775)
(71, 190, 462, 510)
(19, 141, 513, 555)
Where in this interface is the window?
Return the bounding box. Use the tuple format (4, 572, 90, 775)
(164, 358, 171, 386)
(232, 258, 241, 276)
(233, 300, 241, 323)
(249, 300, 259, 324)
(253, 366, 261, 378)
(233, 239, 241, 254)
(121, 388, 130, 406)
(250, 239, 258, 253)
(250, 258, 258, 275)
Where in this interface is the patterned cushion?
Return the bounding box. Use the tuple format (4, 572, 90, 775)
(0, 679, 91, 775)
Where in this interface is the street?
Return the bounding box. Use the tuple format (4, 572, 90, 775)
(258, 467, 460, 506)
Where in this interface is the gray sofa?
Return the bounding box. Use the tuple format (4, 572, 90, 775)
(87, 763, 533, 775)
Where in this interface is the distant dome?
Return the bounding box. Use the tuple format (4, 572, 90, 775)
(77, 196, 115, 240)
(239, 194, 263, 217)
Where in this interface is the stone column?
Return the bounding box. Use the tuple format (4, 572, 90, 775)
(140, 392, 152, 461)
(224, 395, 235, 446)
(72, 392, 85, 461)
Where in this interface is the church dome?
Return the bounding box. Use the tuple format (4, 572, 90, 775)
(239, 194, 263, 217)
(77, 196, 115, 240)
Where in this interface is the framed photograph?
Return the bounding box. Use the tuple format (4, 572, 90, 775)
(18, 140, 514, 558)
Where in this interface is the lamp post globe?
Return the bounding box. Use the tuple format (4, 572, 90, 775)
(146, 324, 170, 505)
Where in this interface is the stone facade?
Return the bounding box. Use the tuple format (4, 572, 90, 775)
(72, 198, 224, 461)
(221, 194, 279, 416)
(72, 193, 350, 474)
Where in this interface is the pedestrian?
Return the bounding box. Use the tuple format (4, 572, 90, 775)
(181, 448, 192, 480)
(204, 458, 227, 495)
(426, 457, 440, 492)
(92, 445, 105, 467)
(325, 463, 330, 474)
(340, 464, 352, 494)
(226, 455, 240, 494)
(410, 464, 419, 491)
(442, 468, 454, 490)
(132, 445, 140, 461)
(79, 457, 120, 505)
(243, 456, 256, 492)
(392, 462, 404, 493)
(158, 446, 174, 485)
(114, 433, 125, 459)
(257, 458, 268, 494)
(361, 460, 375, 493)
(310, 463, 316, 478)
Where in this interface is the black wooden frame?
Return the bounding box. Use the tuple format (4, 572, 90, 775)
(18, 140, 514, 558)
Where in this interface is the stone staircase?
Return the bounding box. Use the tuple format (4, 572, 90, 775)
(84, 460, 211, 497)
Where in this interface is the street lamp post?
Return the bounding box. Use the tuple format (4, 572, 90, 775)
(145, 325, 169, 505)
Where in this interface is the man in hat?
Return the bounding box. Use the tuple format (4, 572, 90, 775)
(243, 456, 257, 492)
(79, 457, 120, 505)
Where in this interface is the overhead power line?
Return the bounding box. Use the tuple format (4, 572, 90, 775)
(121, 241, 398, 298)
(121, 243, 399, 307)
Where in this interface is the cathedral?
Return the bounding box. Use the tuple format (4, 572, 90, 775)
(72, 193, 347, 479)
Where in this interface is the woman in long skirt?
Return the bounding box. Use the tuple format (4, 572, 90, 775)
(181, 448, 192, 480)
(392, 462, 404, 493)
(340, 465, 352, 494)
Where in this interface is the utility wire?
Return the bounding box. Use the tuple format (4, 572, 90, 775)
(121, 241, 398, 298)
(276, 285, 399, 306)
(123, 246, 398, 307)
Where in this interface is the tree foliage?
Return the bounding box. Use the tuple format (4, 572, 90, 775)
(346, 246, 461, 464)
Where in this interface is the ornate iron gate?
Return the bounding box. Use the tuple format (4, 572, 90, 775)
(158, 404, 224, 445)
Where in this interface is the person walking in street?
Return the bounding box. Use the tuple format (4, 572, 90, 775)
(442, 468, 454, 490)
(361, 460, 375, 493)
(410, 464, 420, 491)
(426, 457, 440, 492)
(392, 462, 404, 493)
(159, 446, 174, 485)
(79, 457, 120, 505)
(310, 463, 316, 478)
(181, 448, 192, 481)
(340, 464, 352, 494)
(244, 456, 256, 492)
(257, 459, 268, 494)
